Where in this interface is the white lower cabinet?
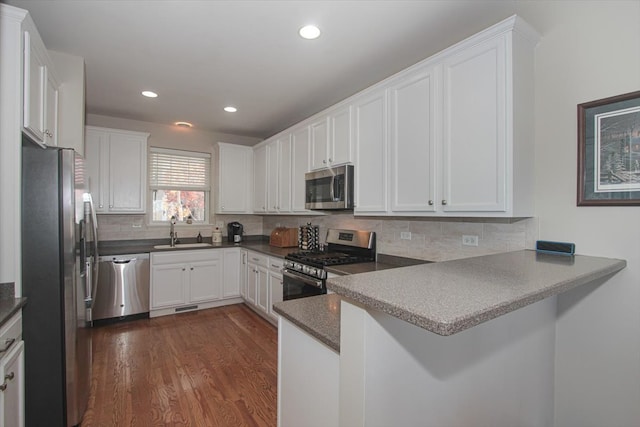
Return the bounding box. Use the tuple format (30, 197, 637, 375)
(0, 312, 24, 427)
(150, 248, 242, 317)
(245, 250, 284, 326)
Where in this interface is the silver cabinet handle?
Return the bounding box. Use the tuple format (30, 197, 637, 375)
(190, 267, 194, 270)
(99, 204, 103, 209)
(221, 206, 225, 210)
(252, 258, 260, 262)
(109, 205, 113, 208)
(182, 268, 186, 271)
(442, 200, 447, 205)
(4, 372, 14, 381)
(0, 338, 15, 353)
(322, 159, 327, 164)
(0, 383, 6, 392)
(328, 158, 332, 163)
(271, 264, 280, 268)
(428, 200, 434, 206)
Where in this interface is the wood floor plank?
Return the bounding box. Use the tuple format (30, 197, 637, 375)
(81, 304, 278, 427)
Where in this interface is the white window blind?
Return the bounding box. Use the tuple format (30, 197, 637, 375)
(149, 147, 211, 190)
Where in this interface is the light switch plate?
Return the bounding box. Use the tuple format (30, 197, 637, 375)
(400, 232, 411, 240)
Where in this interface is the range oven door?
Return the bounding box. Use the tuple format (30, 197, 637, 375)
(283, 269, 326, 300)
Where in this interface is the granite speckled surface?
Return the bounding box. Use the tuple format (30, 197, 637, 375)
(273, 294, 342, 352)
(0, 282, 25, 329)
(327, 250, 626, 336)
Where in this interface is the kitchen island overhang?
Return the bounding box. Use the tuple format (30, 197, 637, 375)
(327, 249, 626, 336)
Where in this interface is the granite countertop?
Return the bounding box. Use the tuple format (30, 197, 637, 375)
(0, 297, 26, 329)
(326, 254, 429, 276)
(273, 294, 342, 352)
(327, 250, 626, 336)
(99, 237, 293, 259)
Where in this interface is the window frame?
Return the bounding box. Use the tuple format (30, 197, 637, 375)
(148, 147, 212, 225)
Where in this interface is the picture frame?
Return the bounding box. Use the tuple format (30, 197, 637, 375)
(577, 90, 640, 206)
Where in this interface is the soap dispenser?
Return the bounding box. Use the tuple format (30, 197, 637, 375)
(196, 232, 203, 243)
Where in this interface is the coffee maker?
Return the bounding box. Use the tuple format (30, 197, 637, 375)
(227, 222, 244, 243)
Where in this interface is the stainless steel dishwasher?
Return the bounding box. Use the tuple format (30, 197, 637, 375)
(94, 253, 150, 322)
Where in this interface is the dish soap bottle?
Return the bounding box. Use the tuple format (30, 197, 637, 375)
(196, 232, 203, 243)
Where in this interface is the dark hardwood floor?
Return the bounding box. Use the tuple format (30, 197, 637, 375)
(81, 304, 278, 427)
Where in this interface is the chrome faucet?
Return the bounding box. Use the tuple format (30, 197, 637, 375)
(170, 216, 177, 247)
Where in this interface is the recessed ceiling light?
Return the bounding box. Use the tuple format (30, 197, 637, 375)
(224, 106, 238, 113)
(174, 121, 193, 128)
(299, 25, 321, 40)
(141, 90, 158, 98)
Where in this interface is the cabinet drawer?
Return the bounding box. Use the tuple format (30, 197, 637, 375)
(0, 312, 22, 352)
(152, 249, 221, 265)
(269, 257, 284, 271)
(247, 251, 268, 267)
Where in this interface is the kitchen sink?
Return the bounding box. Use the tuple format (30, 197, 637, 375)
(153, 243, 213, 249)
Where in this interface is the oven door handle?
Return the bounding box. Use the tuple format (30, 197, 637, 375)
(283, 269, 324, 289)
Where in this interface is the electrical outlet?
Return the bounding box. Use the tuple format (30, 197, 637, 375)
(276, 222, 281, 228)
(462, 235, 479, 246)
(400, 231, 411, 240)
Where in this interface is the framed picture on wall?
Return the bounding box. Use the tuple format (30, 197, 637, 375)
(578, 90, 640, 206)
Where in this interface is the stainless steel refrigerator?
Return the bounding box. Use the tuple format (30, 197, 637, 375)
(21, 141, 98, 427)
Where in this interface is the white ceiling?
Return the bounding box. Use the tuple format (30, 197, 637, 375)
(6, 0, 520, 140)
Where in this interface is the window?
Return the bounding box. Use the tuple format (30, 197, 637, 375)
(149, 147, 211, 223)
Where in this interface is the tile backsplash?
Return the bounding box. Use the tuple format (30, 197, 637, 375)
(98, 213, 537, 262)
(265, 214, 537, 262)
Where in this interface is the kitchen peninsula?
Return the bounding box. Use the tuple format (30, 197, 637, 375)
(275, 250, 626, 427)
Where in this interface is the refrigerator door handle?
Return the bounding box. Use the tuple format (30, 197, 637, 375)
(85, 260, 93, 307)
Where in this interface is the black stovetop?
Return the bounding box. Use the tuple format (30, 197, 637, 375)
(285, 250, 374, 267)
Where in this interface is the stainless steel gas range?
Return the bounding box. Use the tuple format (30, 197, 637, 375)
(282, 229, 376, 300)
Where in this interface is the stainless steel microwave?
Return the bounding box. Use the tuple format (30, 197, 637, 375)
(305, 164, 354, 210)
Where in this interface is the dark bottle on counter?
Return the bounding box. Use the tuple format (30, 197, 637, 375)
(196, 232, 203, 243)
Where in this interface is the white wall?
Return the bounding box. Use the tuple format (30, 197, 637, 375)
(515, 2, 640, 426)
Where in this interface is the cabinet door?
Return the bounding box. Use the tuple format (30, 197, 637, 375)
(256, 265, 269, 313)
(253, 145, 268, 213)
(151, 264, 187, 308)
(0, 340, 25, 427)
(247, 262, 257, 305)
(239, 250, 248, 298)
(442, 35, 506, 212)
(330, 105, 352, 166)
(23, 31, 46, 144)
(268, 271, 283, 322)
(267, 142, 279, 213)
(310, 118, 329, 170)
(277, 135, 292, 212)
(189, 258, 222, 303)
(43, 67, 58, 147)
(291, 126, 310, 212)
(218, 143, 253, 213)
(108, 132, 147, 213)
(222, 249, 240, 298)
(84, 129, 109, 213)
(389, 67, 439, 213)
(354, 89, 389, 213)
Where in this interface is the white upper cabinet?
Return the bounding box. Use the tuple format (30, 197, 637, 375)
(267, 139, 279, 213)
(85, 126, 149, 214)
(291, 125, 311, 213)
(330, 105, 353, 166)
(217, 142, 253, 214)
(389, 64, 440, 214)
(23, 27, 59, 147)
(310, 105, 353, 170)
(441, 34, 506, 213)
(438, 17, 538, 216)
(353, 15, 538, 217)
(353, 88, 389, 214)
(253, 144, 268, 213)
(276, 134, 292, 212)
(310, 117, 329, 170)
